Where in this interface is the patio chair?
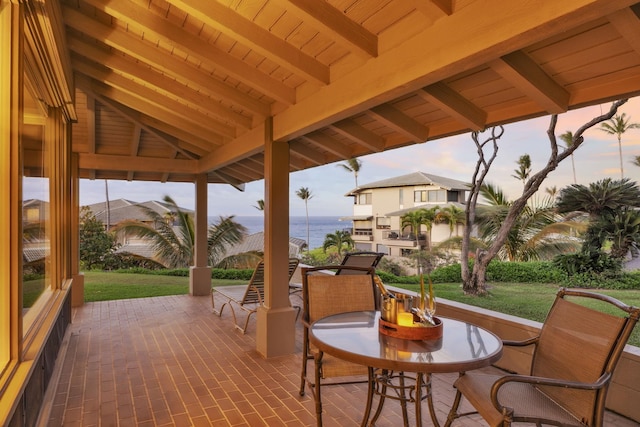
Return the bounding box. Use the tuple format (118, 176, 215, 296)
(335, 251, 384, 274)
(299, 265, 378, 427)
(445, 287, 640, 427)
(211, 258, 300, 334)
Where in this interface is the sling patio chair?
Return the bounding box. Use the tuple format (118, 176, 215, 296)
(299, 265, 378, 427)
(211, 258, 300, 334)
(335, 251, 385, 275)
(444, 287, 640, 427)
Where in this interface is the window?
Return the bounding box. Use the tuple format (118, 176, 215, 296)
(376, 217, 391, 229)
(428, 190, 446, 203)
(414, 190, 426, 202)
(358, 193, 372, 205)
(399, 188, 403, 205)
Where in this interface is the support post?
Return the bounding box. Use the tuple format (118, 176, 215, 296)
(190, 173, 211, 296)
(257, 117, 296, 357)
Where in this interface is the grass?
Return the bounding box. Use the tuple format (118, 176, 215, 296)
(81, 271, 640, 347)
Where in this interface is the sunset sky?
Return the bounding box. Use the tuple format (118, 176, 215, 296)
(78, 96, 640, 217)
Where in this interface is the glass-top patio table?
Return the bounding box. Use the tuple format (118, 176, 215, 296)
(309, 311, 503, 427)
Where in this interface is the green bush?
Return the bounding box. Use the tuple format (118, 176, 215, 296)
(485, 261, 565, 283)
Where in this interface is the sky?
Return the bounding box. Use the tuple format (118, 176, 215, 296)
(76, 97, 640, 218)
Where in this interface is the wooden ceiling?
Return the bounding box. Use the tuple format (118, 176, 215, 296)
(60, 0, 640, 186)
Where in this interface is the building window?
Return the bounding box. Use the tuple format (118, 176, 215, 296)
(376, 217, 391, 229)
(358, 193, 372, 205)
(399, 188, 403, 205)
(428, 190, 446, 202)
(414, 190, 426, 202)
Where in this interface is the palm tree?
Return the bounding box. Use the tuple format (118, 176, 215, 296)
(601, 208, 640, 260)
(253, 199, 265, 211)
(419, 206, 439, 251)
(322, 230, 354, 256)
(435, 205, 465, 237)
(599, 113, 640, 178)
(296, 187, 313, 251)
(511, 154, 531, 184)
(633, 155, 640, 168)
(337, 158, 363, 188)
(114, 195, 247, 268)
(476, 184, 581, 261)
(559, 131, 577, 184)
(556, 178, 640, 254)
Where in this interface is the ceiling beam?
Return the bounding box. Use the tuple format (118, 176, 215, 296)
(330, 120, 385, 152)
(75, 74, 225, 150)
(80, 0, 295, 105)
(62, 6, 270, 117)
(368, 104, 430, 141)
(418, 82, 487, 131)
(93, 94, 199, 160)
(280, 0, 378, 57)
(79, 153, 197, 174)
(489, 51, 569, 114)
(72, 57, 237, 139)
(289, 143, 326, 165)
(273, 0, 627, 141)
(68, 37, 253, 129)
(126, 125, 142, 181)
(300, 132, 352, 158)
(209, 170, 247, 191)
(198, 123, 265, 173)
(166, 0, 330, 84)
(608, 7, 640, 56)
(413, 0, 453, 18)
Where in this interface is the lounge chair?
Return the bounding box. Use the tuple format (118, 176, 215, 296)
(211, 258, 300, 334)
(335, 251, 384, 274)
(445, 287, 640, 427)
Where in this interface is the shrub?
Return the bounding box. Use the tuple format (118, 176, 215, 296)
(486, 261, 565, 283)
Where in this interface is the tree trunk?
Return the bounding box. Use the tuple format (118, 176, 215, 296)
(463, 249, 489, 295)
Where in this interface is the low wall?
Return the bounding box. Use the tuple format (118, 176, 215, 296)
(387, 285, 640, 422)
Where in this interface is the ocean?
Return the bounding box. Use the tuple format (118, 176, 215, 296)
(224, 216, 350, 250)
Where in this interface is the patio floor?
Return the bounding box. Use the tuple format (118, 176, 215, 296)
(45, 294, 638, 426)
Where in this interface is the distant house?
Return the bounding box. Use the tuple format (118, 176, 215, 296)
(84, 199, 196, 262)
(22, 199, 50, 269)
(84, 199, 307, 263)
(224, 232, 307, 259)
(342, 172, 469, 259)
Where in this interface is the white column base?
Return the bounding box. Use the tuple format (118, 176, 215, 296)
(256, 305, 297, 358)
(189, 266, 211, 296)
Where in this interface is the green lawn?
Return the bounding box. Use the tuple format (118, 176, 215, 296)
(81, 271, 640, 346)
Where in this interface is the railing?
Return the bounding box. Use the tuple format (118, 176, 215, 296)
(383, 230, 426, 241)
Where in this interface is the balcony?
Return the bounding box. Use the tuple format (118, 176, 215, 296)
(351, 227, 373, 241)
(43, 293, 639, 426)
(382, 230, 426, 247)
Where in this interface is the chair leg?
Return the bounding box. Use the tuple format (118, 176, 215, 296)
(314, 352, 324, 427)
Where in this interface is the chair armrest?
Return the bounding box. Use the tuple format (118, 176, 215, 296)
(502, 336, 539, 347)
(490, 372, 612, 413)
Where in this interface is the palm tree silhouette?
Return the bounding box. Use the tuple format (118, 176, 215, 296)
(600, 113, 640, 178)
(337, 158, 363, 188)
(296, 187, 313, 251)
(559, 131, 577, 184)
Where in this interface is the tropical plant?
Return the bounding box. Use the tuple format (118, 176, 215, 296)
(601, 208, 640, 260)
(475, 184, 582, 262)
(113, 195, 247, 268)
(511, 154, 531, 184)
(337, 158, 363, 188)
(79, 206, 118, 270)
(559, 131, 578, 184)
(556, 178, 640, 257)
(296, 187, 313, 251)
(322, 230, 354, 256)
(599, 113, 640, 178)
(253, 199, 264, 211)
(435, 205, 465, 237)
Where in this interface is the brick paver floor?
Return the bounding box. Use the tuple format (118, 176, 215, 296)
(45, 294, 638, 426)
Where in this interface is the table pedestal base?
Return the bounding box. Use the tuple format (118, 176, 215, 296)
(362, 368, 440, 427)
